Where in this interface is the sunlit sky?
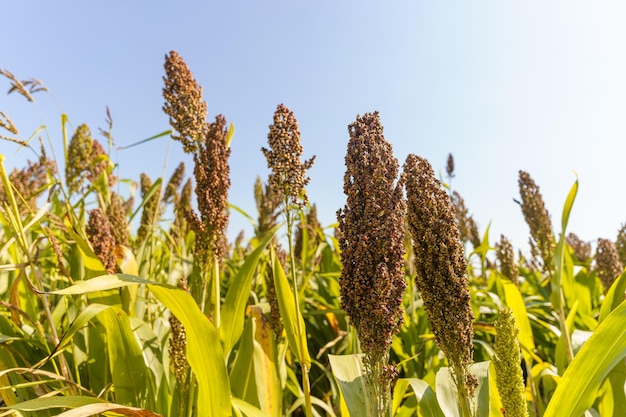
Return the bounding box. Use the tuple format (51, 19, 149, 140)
(3, 1, 626, 255)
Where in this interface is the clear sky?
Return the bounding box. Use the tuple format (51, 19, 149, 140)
(3, 1, 626, 255)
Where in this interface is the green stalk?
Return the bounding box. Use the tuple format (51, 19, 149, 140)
(212, 255, 220, 328)
(285, 201, 313, 417)
(453, 365, 474, 417)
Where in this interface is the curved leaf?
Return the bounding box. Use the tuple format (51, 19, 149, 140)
(544, 301, 626, 417)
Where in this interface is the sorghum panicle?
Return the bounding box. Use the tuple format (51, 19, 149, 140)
(496, 235, 519, 286)
(107, 192, 129, 247)
(616, 223, 626, 266)
(337, 112, 406, 359)
(164, 162, 186, 204)
(137, 173, 162, 245)
(337, 112, 406, 414)
(294, 204, 321, 260)
(518, 171, 555, 273)
(262, 104, 315, 209)
(254, 176, 282, 238)
(190, 115, 231, 264)
(595, 238, 624, 291)
(451, 191, 480, 249)
(494, 308, 529, 417)
(446, 153, 455, 179)
(404, 154, 476, 394)
(162, 51, 207, 154)
(169, 277, 190, 382)
(566, 232, 591, 262)
(86, 208, 117, 274)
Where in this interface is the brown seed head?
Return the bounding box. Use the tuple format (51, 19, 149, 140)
(566, 233, 591, 262)
(86, 208, 117, 274)
(337, 112, 406, 364)
(261, 104, 315, 209)
(595, 238, 624, 291)
(188, 115, 231, 264)
(163, 51, 207, 154)
(404, 154, 475, 391)
(446, 153, 455, 179)
(496, 235, 519, 286)
(164, 162, 186, 204)
(137, 173, 162, 244)
(254, 176, 282, 238)
(616, 223, 626, 266)
(518, 171, 555, 273)
(107, 192, 129, 247)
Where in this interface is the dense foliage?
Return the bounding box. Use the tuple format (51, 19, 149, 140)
(1, 57, 626, 417)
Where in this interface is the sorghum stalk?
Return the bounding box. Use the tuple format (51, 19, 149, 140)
(337, 112, 406, 417)
(163, 51, 231, 324)
(494, 308, 529, 417)
(262, 103, 315, 417)
(404, 154, 477, 417)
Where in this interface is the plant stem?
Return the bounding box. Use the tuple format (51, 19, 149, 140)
(213, 255, 220, 328)
(285, 202, 313, 417)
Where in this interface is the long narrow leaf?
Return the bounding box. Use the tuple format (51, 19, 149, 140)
(221, 226, 279, 355)
(544, 301, 626, 417)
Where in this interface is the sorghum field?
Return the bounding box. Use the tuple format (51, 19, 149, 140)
(1, 52, 625, 417)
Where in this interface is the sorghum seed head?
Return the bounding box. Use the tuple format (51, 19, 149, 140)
(595, 238, 624, 291)
(261, 104, 315, 209)
(496, 235, 519, 286)
(566, 232, 591, 262)
(616, 223, 626, 266)
(404, 154, 475, 393)
(163, 51, 207, 154)
(518, 171, 555, 273)
(494, 308, 529, 417)
(86, 208, 117, 274)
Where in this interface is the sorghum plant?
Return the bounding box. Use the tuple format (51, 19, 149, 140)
(595, 238, 623, 292)
(494, 308, 529, 417)
(518, 171, 555, 274)
(262, 103, 315, 417)
(404, 153, 477, 417)
(163, 50, 231, 324)
(337, 112, 406, 416)
(496, 235, 519, 286)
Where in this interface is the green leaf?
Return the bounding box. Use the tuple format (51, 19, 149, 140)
(435, 361, 491, 417)
(328, 354, 373, 417)
(271, 247, 310, 367)
(150, 285, 231, 417)
(599, 269, 626, 324)
(221, 226, 279, 356)
(230, 315, 261, 407)
(231, 398, 272, 417)
(397, 378, 446, 417)
(51, 274, 231, 417)
(560, 176, 579, 234)
(117, 129, 173, 150)
(544, 301, 626, 417)
(1, 396, 105, 411)
(100, 307, 152, 407)
(501, 279, 535, 365)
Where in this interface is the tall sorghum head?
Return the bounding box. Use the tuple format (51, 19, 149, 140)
(337, 112, 406, 411)
(65, 124, 114, 193)
(446, 153, 455, 179)
(162, 51, 231, 265)
(169, 277, 191, 382)
(494, 308, 529, 417)
(254, 176, 282, 238)
(518, 171, 555, 273)
(188, 115, 231, 264)
(107, 192, 129, 247)
(404, 154, 477, 395)
(136, 173, 162, 245)
(566, 233, 591, 262)
(451, 191, 480, 249)
(86, 208, 117, 274)
(294, 204, 321, 260)
(1, 154, 54, 215)
(164, 162, 186, 205)
(616, 223, 626, 266)
(595, 238, 623, 291)
(496, 235, 519, 286)
(163, 51, 207, 154)
(262, 104, 315, 209)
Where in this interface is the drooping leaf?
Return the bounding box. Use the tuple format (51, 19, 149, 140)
(544, 301, 626, 417)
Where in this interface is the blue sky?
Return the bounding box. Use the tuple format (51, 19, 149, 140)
(2, 1, 626, 254)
